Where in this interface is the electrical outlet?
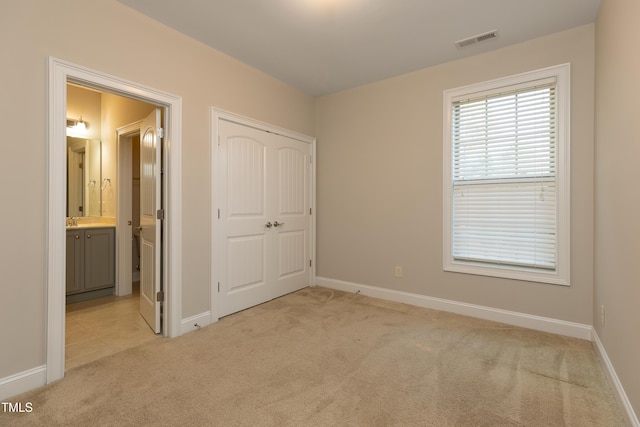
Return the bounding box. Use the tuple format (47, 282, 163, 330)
(600, 305, 605, 326)
(394, 266, 403, 278)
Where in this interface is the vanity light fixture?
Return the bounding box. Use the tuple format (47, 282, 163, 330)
(66, 116, 89, 133)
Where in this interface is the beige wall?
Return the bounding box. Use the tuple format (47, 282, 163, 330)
(316, 24, 595, 324)
(0, 0, 314, 379)
(595, 0, 640, 416)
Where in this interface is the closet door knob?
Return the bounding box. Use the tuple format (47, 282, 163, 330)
(265, 222, 273, 228)
(273, 221, 284, 227)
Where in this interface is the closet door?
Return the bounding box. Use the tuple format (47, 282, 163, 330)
(217, 119, 312, 317)
(271, 138, 312, 299)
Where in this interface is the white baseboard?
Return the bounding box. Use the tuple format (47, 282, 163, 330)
(0, 365, 46, 401)
(315, 277, 593, 340)
(179, 311, 215, 335)
(592, 330, 640, 427)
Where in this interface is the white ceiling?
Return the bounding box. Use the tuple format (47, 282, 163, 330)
(116, 0, 600, 97)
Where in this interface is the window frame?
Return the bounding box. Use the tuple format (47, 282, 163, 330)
(442, 64, 571, 286)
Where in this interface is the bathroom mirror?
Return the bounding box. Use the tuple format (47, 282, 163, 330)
(67, 137, 102, 217)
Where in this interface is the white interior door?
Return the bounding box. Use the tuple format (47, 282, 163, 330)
(217, 121, 273, 317)
(272, 138, 312, 297)
(217, 119, 312, 317)
(139, 108, 162, 333)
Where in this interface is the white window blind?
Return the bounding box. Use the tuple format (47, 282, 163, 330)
(451, 81, 557, 271)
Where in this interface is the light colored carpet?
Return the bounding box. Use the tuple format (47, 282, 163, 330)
(2, 287, 624, 426)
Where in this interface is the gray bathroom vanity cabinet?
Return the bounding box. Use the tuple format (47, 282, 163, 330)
(66, 226, 115, 302)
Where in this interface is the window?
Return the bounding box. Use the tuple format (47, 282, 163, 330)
(443, 64, 570, 285)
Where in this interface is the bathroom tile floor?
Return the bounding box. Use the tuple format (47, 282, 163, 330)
(65, 283, 161, 370)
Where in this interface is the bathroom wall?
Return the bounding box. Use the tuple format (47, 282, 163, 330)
(66, 85, 101, 141)
(66, 84, 154, 219)
(100, 92, 155, 218)
(67, 85, 102, 217)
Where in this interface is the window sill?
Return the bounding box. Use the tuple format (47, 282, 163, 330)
(444, 260, 570, 286)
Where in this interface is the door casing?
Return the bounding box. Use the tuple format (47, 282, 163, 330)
(116, 120, 142, 297)
(47, 57, 183, 383)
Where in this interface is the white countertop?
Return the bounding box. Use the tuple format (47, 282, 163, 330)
(66, 223, 116, 230)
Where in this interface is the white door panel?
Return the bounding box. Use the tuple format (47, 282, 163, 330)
(227, 137, 266, 217)
(272, 144, 311, 296)
(139, 108, 162, 333)
(218, 123, 272, 316)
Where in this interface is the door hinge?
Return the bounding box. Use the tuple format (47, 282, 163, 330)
(309, 260, 312, 267)
(218, 208, 220, 219)
(310, 208, 312, 215)
(218, 282, 220, 292)
(157, 209, 165, 220)
(156, 291, 165, 302)
(157, 127, 165, 138)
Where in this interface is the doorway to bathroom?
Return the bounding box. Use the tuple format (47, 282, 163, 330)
(64, 84, 161, 369)
(48, 57, 183, 384)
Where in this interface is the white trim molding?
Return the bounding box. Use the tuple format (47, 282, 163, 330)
(180, 311, 215, 335)
(115, 120, 143, 298)
(592, 331, 640, 427)
(0, 366, 46, 401)
(315, 277, 592, 340)
(442, 63, 571, 287)
(47, 57, 183, 385)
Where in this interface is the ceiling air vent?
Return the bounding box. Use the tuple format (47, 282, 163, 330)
(455, 30, 498, 49)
